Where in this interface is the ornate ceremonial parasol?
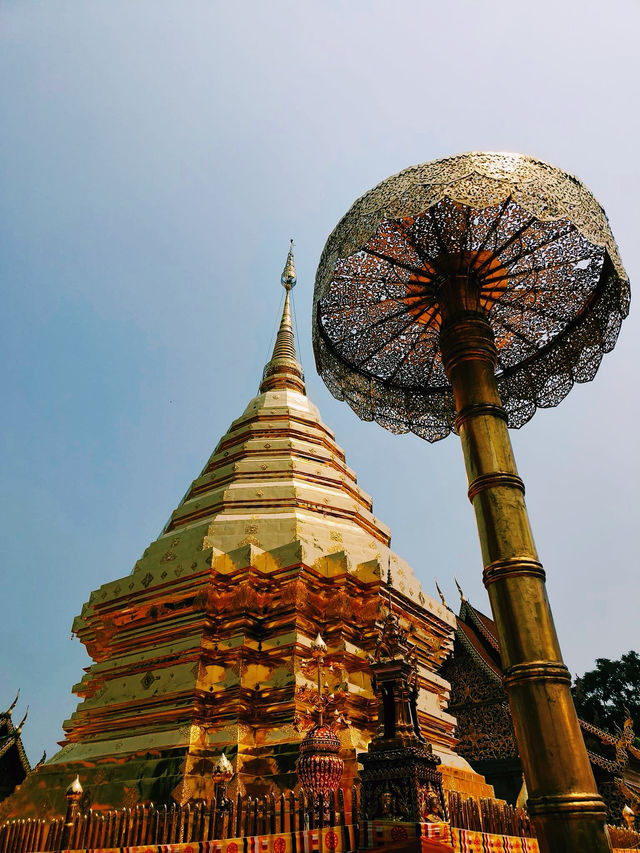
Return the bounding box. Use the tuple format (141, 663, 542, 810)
(313, 152, 630, 853)
(314, 152, 628, 442)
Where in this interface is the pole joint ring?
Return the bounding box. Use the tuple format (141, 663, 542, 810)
(503, 660, 571, 688)
(455, 403, 508, 430)
(468, 471, 525, 502)
(527, 793, 607, 818)
(483, 557, 545, 586)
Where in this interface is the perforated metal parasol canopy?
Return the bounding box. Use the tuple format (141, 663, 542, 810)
(313, 152, 630, 442)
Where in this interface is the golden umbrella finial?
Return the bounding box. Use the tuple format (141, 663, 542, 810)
(313, 152, 628, 853)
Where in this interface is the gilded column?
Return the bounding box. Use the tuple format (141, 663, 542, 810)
(439, 292, 610, 853)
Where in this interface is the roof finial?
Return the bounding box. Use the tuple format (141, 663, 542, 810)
(15, 707, 29, 734)
(3, 691, 19, 717)
(281, 239, 297, 291)
(435, 580, 449, 609)
(454, 577, 466, 603)
(260, 241, 305, 394)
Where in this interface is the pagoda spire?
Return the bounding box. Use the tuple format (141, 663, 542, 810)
(259, 240, 305, 394)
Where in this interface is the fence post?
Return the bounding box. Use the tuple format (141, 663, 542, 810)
(235, 792, 242, 839)
(288, 791, 296, 833)
(227, 799, 234, 840)
(269, 792, 276, 835)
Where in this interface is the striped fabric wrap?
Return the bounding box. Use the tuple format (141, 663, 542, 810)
(448, 828, 539, 853)
(56, 826, 354, 853)
(360, 821, 541, 853)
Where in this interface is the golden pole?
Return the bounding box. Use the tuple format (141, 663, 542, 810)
(439, 279, 611, 853)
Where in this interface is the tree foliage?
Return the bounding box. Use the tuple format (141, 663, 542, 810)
(572, 651, 640, 736)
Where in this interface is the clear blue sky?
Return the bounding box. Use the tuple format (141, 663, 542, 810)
(1, 0, 638, 764)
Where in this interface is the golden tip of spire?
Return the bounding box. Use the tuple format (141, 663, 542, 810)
(281, 239, 297, 291)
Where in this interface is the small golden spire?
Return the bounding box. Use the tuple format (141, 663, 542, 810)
(386, 557, 393, 612)
(260, 241, 305, 394)
(281, 239, 297, 291)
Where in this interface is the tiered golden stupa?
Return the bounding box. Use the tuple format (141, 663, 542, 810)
(2, 246, 492, 820)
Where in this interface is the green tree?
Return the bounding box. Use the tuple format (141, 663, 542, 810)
(572, 651, 640, 738)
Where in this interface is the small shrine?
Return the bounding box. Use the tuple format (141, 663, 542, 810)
(359, 570, 447, 824)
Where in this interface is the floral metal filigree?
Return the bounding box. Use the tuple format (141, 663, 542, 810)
(314, 152, 630, 442)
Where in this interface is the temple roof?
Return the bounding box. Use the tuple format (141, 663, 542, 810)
(0, 694, 33, 803)
(453, 594, 502, 680)
(449, 592, 640, 785)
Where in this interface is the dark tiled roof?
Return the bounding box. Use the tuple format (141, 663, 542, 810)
(453, 597, 640, 781)
(0, 700, 32, 802)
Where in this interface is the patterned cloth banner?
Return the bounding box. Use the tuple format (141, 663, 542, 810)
(449, 827, 539, 853)
(361, 820, 452, 848)
(360, 821, 539, 853)
(59, 826, 350, 853)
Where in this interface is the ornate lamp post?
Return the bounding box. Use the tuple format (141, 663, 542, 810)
(313, 152, 630, 853)
(296, 634, 346, 798)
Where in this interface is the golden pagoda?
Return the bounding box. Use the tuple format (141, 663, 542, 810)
(1, 245, 491, 819)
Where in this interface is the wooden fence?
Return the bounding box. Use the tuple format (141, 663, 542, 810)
(1, 788, 355, 853)
(607, 824, 640, 849)
(9, 787, 638, 853)
(447, 791, 534, 837)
